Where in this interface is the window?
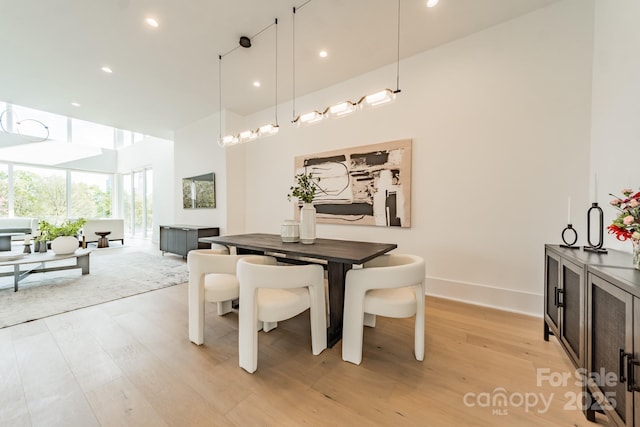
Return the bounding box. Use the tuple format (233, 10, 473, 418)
(145, 169, 153, 237)
(133, 171, 144, 236)
(123, 173, 132, 234)
(0, 163, 8, 216)
(122, 169, 152, 238)
(13, 166, 66, 220)
(71, 118, 115, 148)
(70, 171, 113, 219)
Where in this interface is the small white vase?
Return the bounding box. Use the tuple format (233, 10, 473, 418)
(281, 220, 300, 243)
(51, 236, 79, 255)
(299, 203, 316, 244)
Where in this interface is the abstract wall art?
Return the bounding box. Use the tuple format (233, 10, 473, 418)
(293, 139, 412, 227)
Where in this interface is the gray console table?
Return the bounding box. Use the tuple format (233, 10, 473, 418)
(159, 225, 219, 258)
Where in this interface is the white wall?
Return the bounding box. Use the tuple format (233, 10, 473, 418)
(174, 0, 595, 316)
(117, 137, 174, 243)
(590, 0, 640, 253)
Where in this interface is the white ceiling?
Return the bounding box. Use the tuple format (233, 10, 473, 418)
(0, 0, 559, 140)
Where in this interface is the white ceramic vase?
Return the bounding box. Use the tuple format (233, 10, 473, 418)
(281, 220, 300, 243)
(299, 203, 316, 244)
(51, 236, 79, 255)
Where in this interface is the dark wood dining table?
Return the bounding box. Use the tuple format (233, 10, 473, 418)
(199, 233, 397, 347)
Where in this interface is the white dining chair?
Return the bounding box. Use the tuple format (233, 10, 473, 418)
(236, 256, 327, 373)
(342, 253, 426, 365)
(187, 249, 271, 345)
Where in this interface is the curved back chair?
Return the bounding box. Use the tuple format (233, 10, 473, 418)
(236, 256, 327, 373)
(342, 253, 426, 365)
(187, 249, 273, 345)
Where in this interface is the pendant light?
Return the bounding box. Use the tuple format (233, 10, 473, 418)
(291, 0, 402, 126)
(218, 19, 279, 147)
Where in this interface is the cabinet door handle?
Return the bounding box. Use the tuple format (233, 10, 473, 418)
(554, 287, 558, 307)
(626, 353, 640, 392)
(556, 288, 564, 308)
(620, 348, 629, 384)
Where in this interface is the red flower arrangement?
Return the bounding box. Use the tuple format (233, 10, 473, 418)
(608, 188, 640, 242)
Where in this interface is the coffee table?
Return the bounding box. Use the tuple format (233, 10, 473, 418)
(0, 248, 92, 292)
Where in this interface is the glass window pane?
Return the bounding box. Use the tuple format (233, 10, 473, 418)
(123, 174, 132, 235)
(71, 118, 115, 149)
(12, 104, 67, 142)
(121, 130, 133, 148)
(133, 171, 144, 236)
(0, 163, 8, 217)
(13, 166, 66, 220)
(70, 171, 112, 219)
(146, 169, 153, 238)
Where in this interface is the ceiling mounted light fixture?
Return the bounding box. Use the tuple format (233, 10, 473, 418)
(291, 0, 402, 126)
(218, 19, 279, 147)
(239, 36, 252, 48)
(426, 0, 439, 8)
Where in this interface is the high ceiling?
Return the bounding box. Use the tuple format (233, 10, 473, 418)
(0, 0, 559, 140)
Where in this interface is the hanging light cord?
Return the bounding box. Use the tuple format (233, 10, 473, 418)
(292, 6, 296, 122)
(395, 0, 401, 94)
(291, 0, 312, 123)
(275, 18, 278, 126)
(218, 55, 222, 140)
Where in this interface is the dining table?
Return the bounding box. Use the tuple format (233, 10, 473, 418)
(199, 233, 397, 347)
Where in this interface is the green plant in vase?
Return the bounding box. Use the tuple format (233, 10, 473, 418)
(39, 218, 86, 254)
(287, 171, 320, 244)
(287, 172, 319, 204)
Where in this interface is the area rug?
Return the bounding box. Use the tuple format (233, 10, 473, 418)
(0, 249, 188, 328)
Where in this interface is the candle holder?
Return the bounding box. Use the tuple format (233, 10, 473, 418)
(23, 243, 31, 254)
(583, 202, 608, 253)
(560, 224, 579, 249)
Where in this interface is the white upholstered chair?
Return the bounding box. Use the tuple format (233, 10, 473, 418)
(342, 253, 426, 365)
(187, 248, 261, 345)
(236, 256, 327, 373)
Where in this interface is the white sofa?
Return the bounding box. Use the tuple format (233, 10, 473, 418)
(82, 219, 125, 248)
(0, 217, 38, 240)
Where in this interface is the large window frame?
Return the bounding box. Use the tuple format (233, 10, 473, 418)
(0, 161, 115, 223)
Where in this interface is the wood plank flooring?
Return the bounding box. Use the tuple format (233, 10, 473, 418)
(1, 283, 613, 426)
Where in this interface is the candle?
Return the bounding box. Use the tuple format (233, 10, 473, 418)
(594, 173, 598, 203)
(567, 197, 571, 224)
(24, 235, 30, 245)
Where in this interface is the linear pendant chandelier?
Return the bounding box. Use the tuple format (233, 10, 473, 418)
(291, 0, 402, 126)
(218, 19, 279, 147)
(218, 0, 403, 147)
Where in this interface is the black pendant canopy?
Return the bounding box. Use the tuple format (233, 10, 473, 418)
(239, 36, 251, 48)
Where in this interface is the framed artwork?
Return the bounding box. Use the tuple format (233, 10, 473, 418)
(294, 138, 411, 227)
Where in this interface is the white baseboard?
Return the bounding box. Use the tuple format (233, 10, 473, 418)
(425, 276, 543, 318)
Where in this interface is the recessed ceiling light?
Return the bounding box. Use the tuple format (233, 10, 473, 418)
(145, 17, 159, 28)
(319, 50, 328, 58)
(101, 66, 113, 73)
(426, 0, 439, 7)
(253, 81, 261, 88)
(71, 102, 81, 107)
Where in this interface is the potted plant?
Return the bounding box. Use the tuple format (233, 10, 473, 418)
(41, 218, 86, 254)
(287, 172, 320, 244)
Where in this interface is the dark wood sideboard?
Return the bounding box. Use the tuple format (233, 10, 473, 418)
(159, 225, 219, 258)
(544, 244, 640, 426)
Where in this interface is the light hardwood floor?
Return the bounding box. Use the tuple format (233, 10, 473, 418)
(1, 280, 612, 426)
